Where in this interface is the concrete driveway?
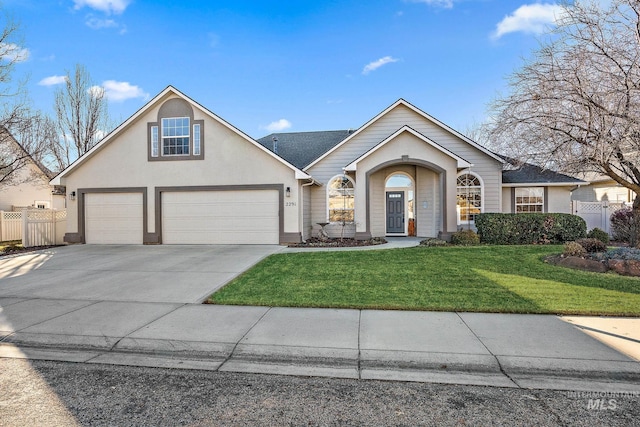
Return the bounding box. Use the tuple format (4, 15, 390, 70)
(0, 244, 284, 303)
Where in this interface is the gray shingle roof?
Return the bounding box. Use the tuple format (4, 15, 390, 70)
(257, 130, 352, 169)
(501, 157, 585, 184)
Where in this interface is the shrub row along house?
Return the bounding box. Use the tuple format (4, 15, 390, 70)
(50, 86, 585, 245)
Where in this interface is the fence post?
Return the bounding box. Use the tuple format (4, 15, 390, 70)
(52, 209, 56, 245)
(21, 208, 28, 247)
(0, 211, 3, 242)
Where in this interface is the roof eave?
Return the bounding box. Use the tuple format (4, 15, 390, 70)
(502, 181, 588, 187)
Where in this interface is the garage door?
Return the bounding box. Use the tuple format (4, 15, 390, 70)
(85, 193, 144, 244)
(162, 190, 279, 244)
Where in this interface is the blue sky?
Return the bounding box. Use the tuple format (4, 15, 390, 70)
(5, 0, 564, 138)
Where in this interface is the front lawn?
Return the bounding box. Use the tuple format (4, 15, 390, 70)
(208, 245, 640, 316)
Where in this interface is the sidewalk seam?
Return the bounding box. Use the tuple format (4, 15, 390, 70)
(357, 310, 362, 379)
(108, 303, 189, 352)
(218, 306, 273, 370)
(455, 312, 521, 389)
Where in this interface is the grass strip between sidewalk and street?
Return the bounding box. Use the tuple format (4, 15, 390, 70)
(207, 245, 640, 316)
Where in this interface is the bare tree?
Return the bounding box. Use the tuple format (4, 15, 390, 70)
(488, 0, 640, 214)
(0, 11, 34, 185)
(10, 109, 58, 168)
(53, 64, 110, 167)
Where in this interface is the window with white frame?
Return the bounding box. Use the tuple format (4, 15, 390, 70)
(515, 187, 544, 212)
(456, 173, 482, 223)
(148, 98, 204, 161)
(328, 175, 354, 222)
(162, 117, 190, 155)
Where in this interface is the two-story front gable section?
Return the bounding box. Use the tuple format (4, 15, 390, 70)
(303, 99, 504, 240)
(52, 86, 311, 245)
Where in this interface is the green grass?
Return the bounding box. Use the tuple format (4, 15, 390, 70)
(208, 245, 640, 316)
(0, 240, 22, 252)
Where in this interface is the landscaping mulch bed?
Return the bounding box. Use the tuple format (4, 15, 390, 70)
(288, 237, 387, 248)
(0, 245, 61, 258)
(546, 253, 640, 277)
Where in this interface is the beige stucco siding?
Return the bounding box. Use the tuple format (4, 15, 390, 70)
(547, 187, 572, 213)
(571, 181, 633, 203)
(501, 188, 512, 213)
(416, 167, 440, 237)
(60, 95, 300, 238)
(354, 132, 458, 235)
(0, 162, 53, 211)
(302, 184, 312, 240)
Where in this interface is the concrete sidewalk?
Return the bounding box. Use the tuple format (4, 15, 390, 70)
(1, 244, 639, 392)
(1, 299, 639, 392)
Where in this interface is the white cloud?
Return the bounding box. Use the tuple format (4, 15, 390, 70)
(492, 3, 563, 39)
(85, 16, 118, 29)
(264, 119, 292, 132)
(93, 80, 149, 102)
(0, 43, 30, 63)
(362, 56, 399, 75)
(73, 0, 131, 15)
(408, 0, 454, 8)
(38, 75, 67, 86)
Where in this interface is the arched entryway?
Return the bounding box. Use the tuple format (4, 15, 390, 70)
(385, 172, 415, 236)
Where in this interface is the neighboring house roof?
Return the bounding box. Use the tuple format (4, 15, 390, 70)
(257, 130, 352, 169)
(303, 98, 505, 171)
(50, 86, 312, 186)
(501, 157, 587, 186)
(344, 126, 472, 171)
(0, 128, 53, 181)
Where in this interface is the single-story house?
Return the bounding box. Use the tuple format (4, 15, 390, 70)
(1, 129, 65, 212)
(571, 172, 635, 204)
(50, 86, 585, 245)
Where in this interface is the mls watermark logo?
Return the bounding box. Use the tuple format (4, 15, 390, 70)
(586, 398, 617, 411)
(568, 391, 638, 411)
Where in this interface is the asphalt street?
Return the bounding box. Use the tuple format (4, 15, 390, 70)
(1, 358, 638, 426)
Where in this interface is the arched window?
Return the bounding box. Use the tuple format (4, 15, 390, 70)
(457, 172, 483, 224)
(327, 175, 355, 222)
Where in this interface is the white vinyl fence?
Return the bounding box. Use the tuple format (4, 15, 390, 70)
(572, 201, 629, 235)
(0, 209, 67, 247)
(0, 211, 23, 241)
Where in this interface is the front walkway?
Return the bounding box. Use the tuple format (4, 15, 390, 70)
(282, 236, 423, 253)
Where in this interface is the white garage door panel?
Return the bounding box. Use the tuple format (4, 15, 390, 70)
(85, 193, 143, 244)
(162, 190, 279, 244)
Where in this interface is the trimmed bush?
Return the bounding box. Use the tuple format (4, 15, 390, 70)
(420, 237, 448, 247)
(563, 241, 587, 257)
(451, 229, 480, 246)
(575, 238, 607, 253)
(475, 213, 586, 245)
(610, 207, 640, 246)
(587, 227, 610, 244)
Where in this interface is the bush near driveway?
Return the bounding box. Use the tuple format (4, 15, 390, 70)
(475, 213, 586, 245)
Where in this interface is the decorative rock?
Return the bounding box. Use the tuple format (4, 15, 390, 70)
(607, 259, 640, 277)
(556, 256, 609, 273)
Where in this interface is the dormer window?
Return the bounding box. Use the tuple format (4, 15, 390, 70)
(148, 98, 204, 161)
